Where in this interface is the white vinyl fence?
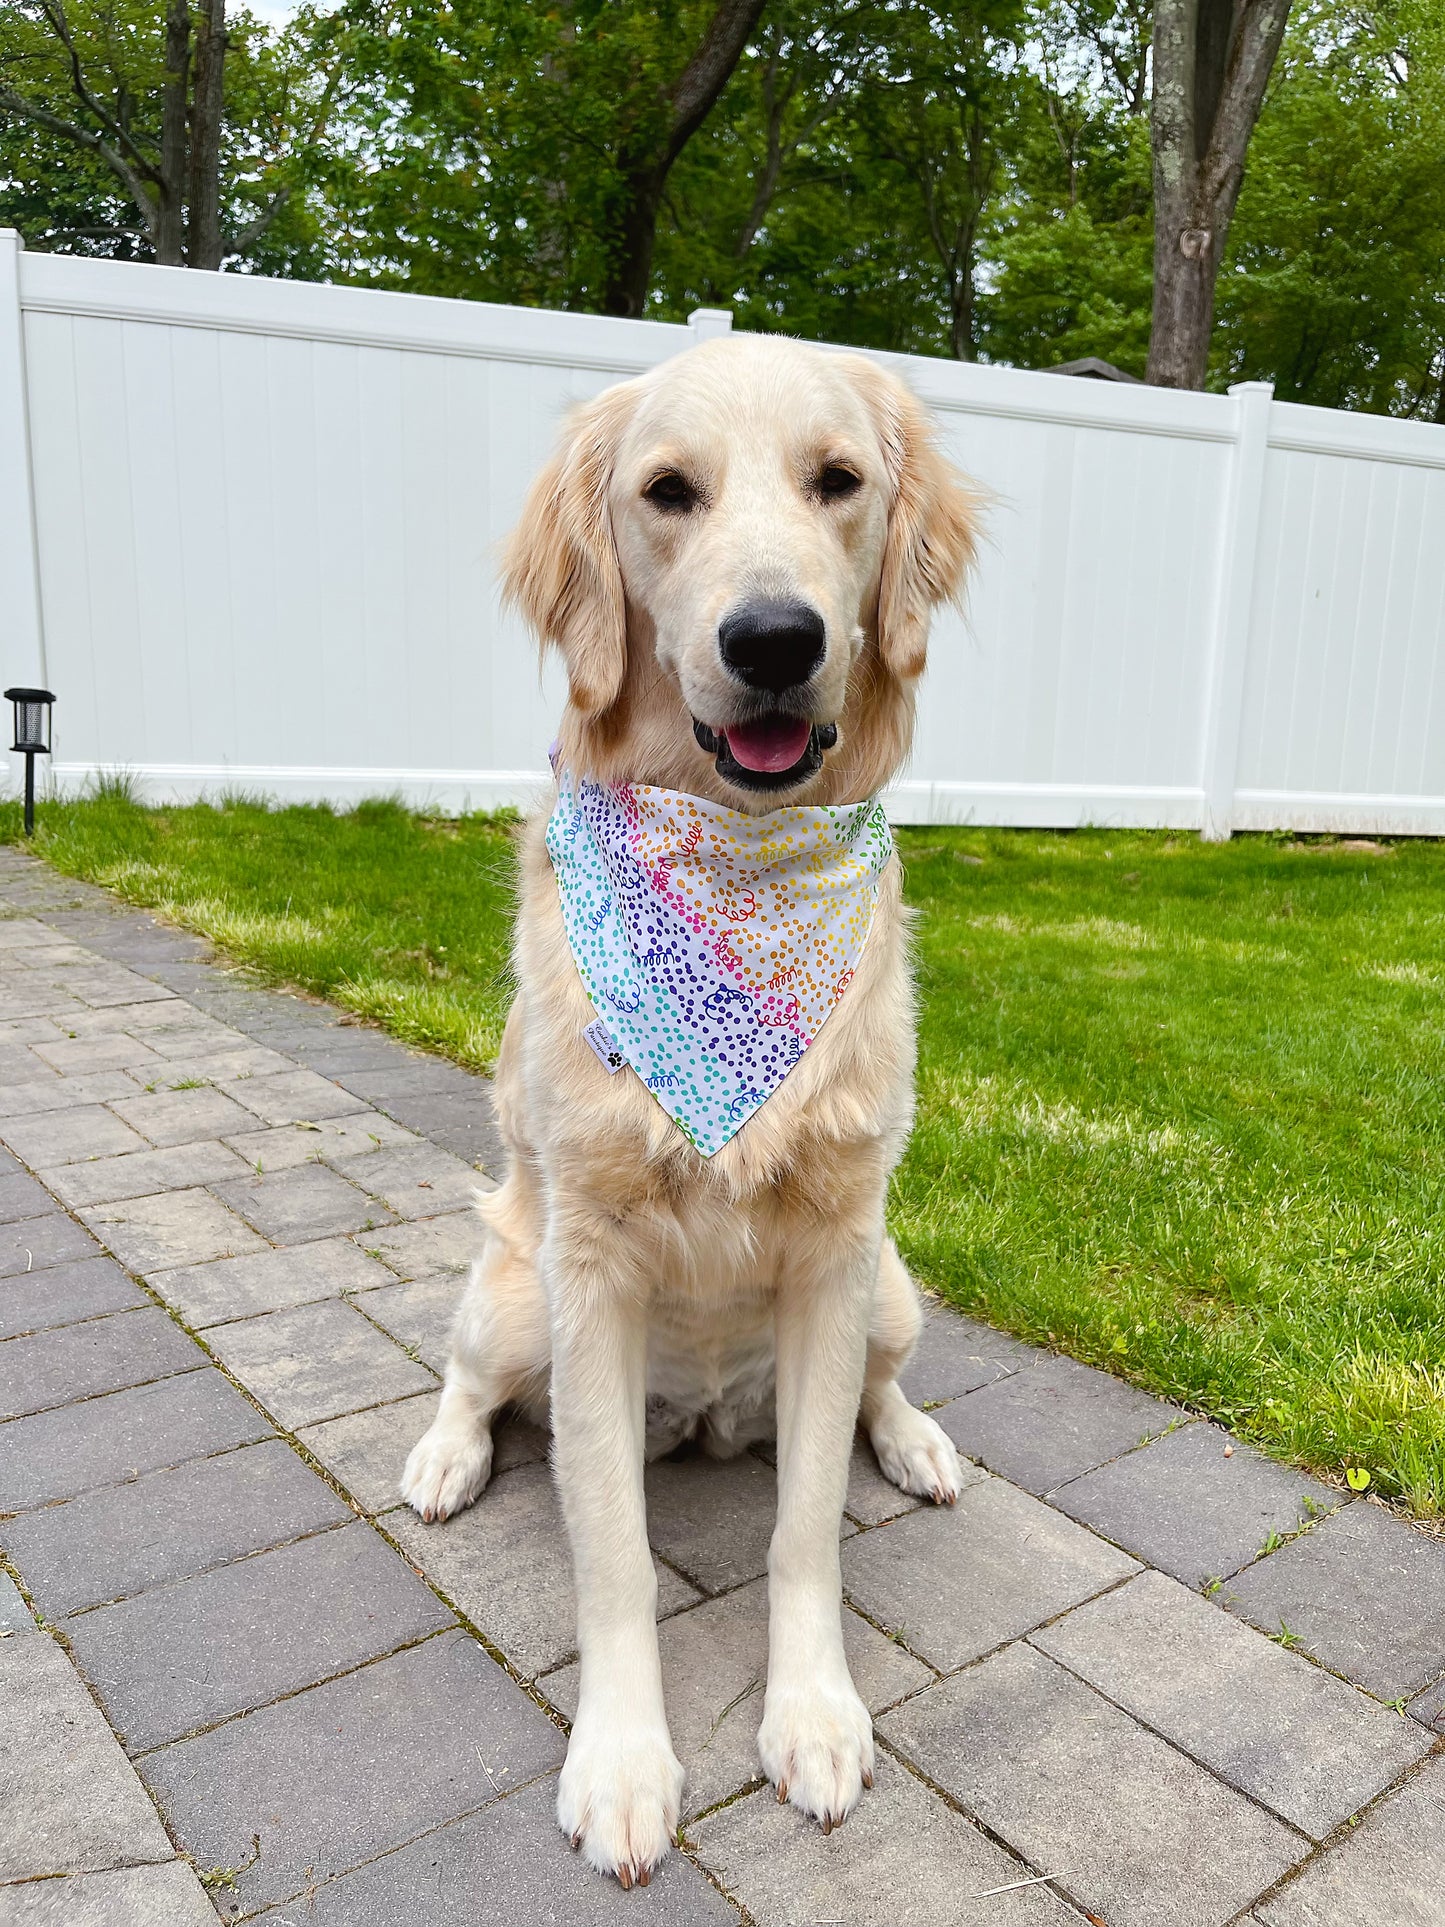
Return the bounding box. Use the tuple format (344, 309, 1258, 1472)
(4, 229, 1444, 836)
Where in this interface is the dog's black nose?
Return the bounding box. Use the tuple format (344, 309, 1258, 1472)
(718, 600, 825, 695)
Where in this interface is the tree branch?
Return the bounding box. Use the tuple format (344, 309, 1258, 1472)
(0, 83, 161, 240)
(228, 183, 291, 255)
(35, 0, 160, 177)
(664, 0, 770, 167)
(1199, 0, 1292, 209)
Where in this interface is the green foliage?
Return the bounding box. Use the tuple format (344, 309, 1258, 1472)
(8, 796, 1445, 1513)
(892, 827, 1445, 1515)
(3, 0, 1442, 410)
(1213, 0, 1445, 415)
(0, 0, 358, 272)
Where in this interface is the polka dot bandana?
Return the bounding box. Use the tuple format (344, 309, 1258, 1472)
(546, 767, 893, 1156)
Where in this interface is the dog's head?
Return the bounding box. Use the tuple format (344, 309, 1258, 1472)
(503, 335, 979, 808)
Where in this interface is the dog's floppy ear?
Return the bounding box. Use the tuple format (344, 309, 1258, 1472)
(846, 358, 980, 681)
(502, 383, 636, 716)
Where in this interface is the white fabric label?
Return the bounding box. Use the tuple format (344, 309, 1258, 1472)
(582, 1017, 627, 1074)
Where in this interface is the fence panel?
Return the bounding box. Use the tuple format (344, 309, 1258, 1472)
(4, 238, 1444, 832)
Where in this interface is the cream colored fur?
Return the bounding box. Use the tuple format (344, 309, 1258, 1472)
(401, 334, 979, 1886)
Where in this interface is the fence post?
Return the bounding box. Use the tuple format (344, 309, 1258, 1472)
(688, 307, 733, 343)
(1199, 378, 1273, 841)
(0, 230, 46, 697)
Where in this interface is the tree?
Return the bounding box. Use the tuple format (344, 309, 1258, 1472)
(328, 0, 770, 315)
(600, 0, 770, 314)
(0, 0, 340, 269)
(855, 2, 1025, 362)
(1214, 0, 1445, 415)
(1147, 0, 1293, 387)
(979, 0, 1154, 371)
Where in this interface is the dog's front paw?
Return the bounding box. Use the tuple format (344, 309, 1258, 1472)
(870, 1401, 964, 1505)
(557, 1714, 684, 1887)
(758, 1676, 874, 1833)
(400, 1418, 493, 1523)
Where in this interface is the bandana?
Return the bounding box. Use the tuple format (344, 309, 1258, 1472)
(546, 768, 893, 1156)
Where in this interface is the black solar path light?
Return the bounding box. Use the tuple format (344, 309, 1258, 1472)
(6, 687, 54, 837)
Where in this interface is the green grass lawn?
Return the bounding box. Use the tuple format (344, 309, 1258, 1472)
(5, 789, 1444, 1516)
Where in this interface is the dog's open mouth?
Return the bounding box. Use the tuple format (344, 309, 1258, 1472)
(692, 716, 837, 792)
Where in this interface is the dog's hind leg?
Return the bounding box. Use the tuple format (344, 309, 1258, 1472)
(859, 1238, 963, 1505)
(401, 1184, 551, 1523)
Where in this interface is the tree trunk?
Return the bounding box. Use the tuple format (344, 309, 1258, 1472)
(605, 170, 668, 319)
(187, 0, 228, 268)
(1147, 0, 1291, 388)
(158, 0, 191, 267)
(601, 0, 768, 317)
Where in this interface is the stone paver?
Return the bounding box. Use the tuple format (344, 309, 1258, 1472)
(368, 1087, 506, 1171)
(0, 1211, 103, 1276)
(843, 1474, 1138, 1669)
(0, 1367, 269, 1511)
(150, 1233, 396, 1326)
(358, 1271, 463, 1372)
(1051, 1419, 1344, 1585)
(137, 1631, 566, 1916)
(694, 1754, 1073, 1925)
(0, 1253, 145, 1339)
(29, 1031, 165, 1076)
(1032, 1570, 1432, 1839)
(300, 1397, 547, 1516)
(1408, 1673, 1445, 1733)
(4, 1437, 349, 1615)
(0, 1068, 143, 1117)
(107, 1082, 259, 1145)
(937, 1351, 1182, 1495)
(544, 1576, 931, 1819)
(222, 1110, 417, 1173)
(1254, 1755, 1445, 1926)
(899, 1303, 1038, 1406)
(78, 1185, 267, 1271)
(206, 1296, 436, 1426)
(0, 1102, 146, 1165)
(845, 1431, 984, 1526)
(1224, 1501, 1445, 1702)
(0, 1569, 34, 1633)
(881, 1640, 1308, 1927)
(0, 1633, 176, 1878)
(0, 1303, 201, 1421)
(250, 1774, 739, 1925)
(67, 1520, 451, 1752)
(212, 1158, 392, 1243)
(41, 1136, 250, 1208)
(0, 1168, 61, 1221)
(217, 1067, 370, 1125)
(0, 1860, 220, 1925)
(300, 1389, 443, 1512)
(345, 1140, 483, 1219)
(363, 1208, 481, 1280)
(643, 1449, 853, 1595)
(1, 844, 1440, 1927)
(388, 1459, 702, 1677)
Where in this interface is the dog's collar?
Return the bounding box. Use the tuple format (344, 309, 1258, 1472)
(545, 768, 893, 1155)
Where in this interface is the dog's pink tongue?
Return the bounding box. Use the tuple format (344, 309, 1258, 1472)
(723, 716, 812, 773)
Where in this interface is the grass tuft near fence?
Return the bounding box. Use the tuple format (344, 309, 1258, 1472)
(5, 790, 1444, 1515)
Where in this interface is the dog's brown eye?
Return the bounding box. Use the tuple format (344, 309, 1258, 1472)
(645, 471, 696, 511)
(818, 465, 861, 500)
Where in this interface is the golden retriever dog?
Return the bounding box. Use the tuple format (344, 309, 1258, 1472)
(402, 333, 979, 1885)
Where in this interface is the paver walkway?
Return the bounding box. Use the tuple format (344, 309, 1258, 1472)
(1, 840, 1442, 1927)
